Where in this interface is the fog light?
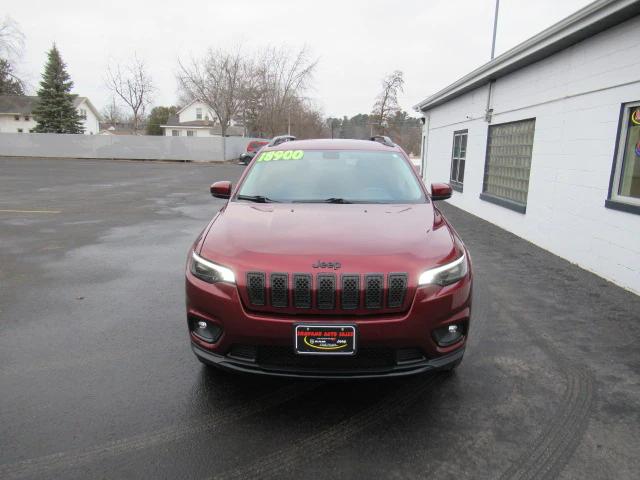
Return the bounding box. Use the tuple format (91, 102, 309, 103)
(189, 317, 222, 343)
(433, 323, 463, 347)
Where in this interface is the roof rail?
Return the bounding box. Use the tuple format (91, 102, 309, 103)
(268, 135, 297, 147)
(370, 135, 395, 147)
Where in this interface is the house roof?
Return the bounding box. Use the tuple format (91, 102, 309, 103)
(414, 0, 640, 112)
(0, 95, 37, 114)
(0, 94, 102, 120)
(163, 115, 217, 128)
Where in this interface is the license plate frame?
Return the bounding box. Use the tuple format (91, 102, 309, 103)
(294, 324, 357, 356)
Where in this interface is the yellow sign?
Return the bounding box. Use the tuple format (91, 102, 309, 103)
(257, 150, 305, 162)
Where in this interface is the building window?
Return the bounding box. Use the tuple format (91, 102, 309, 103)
(17, 128, 23, 133)
(196, 108, 202, 120)
(606, 101, 640, 214)
(172, 130, 179, 136)
(14, 115, 19, 121)
(450, 130, 467, 191)
(187, 130, 195, 137)
(480, 118, 536, 214)
(25, 115, 30, 121)
(79, 109, 87, 119)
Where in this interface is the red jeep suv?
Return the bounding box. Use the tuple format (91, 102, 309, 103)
(185, 137, 472, 378)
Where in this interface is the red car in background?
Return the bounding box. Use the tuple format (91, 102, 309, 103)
(239, 140, 269, 165)
(187, 136, 472, 378)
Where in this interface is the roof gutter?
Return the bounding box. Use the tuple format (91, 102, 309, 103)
(414, 0, 640, 112)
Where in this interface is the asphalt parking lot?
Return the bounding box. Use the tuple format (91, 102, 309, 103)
(1, 157, 639, 480)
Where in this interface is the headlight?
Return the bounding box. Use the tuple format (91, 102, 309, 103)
(418, 253, 468, 286)
(190, 251, 235, 284)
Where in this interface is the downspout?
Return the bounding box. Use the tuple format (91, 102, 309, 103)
(421, 114, 430, 181)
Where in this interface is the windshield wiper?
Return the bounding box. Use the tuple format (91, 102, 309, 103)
(236, 194, 279, 203)
(292, 198, 352, 204)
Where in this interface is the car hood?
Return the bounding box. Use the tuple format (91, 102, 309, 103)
(199, 202, 459, 278)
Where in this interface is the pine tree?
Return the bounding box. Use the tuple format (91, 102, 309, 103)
(146, 106, 178, 135)
(32, 44, 84, 134)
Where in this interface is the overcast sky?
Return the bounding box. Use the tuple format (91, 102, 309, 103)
(9, 0, 594, 118)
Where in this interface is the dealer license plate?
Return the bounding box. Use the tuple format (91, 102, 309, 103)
(294, 325, 356, 355)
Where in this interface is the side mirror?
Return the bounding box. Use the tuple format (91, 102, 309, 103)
(431, 183, 452, 201)
(210, 181, 232, 199)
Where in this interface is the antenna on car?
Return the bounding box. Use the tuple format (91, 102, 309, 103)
(370, 135, 395, 147)
(268, 135, 297, 147)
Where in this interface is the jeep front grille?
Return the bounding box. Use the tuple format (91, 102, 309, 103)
(341, 275, 360, 310)
(270, 273, 288, 307)
(317, 274, 336, 309)
(364, 274, 384, 309)
(247, 272, 266, 306)
(387, 273, 408, 308)
(293, 274, 312, 308)
(244, 271, 409, 312)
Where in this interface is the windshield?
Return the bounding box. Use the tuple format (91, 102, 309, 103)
(236, 149, 426, 203)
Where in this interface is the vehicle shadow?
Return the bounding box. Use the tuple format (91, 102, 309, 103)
(188, 365, 458, 480)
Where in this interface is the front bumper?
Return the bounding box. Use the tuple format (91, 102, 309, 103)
(185, 266, 472, 378)
(192, 342, 465, 379)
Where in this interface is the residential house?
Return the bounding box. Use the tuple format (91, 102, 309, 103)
(161, 100, 244, 137)
(98, 122, 144, 135)
(0, 95, 101, 134)
(415, 0, 640, 293)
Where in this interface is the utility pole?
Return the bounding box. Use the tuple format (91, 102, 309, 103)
(486, 0, 500, 124)
(491, 0, 500, 60)
(326, 118, 336, 139)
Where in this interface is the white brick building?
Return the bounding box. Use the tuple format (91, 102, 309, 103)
(415, 0, 640, 294)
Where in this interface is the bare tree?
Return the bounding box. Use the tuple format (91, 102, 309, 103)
(178, 48, 246, 157)
(254, 46, 317, 137)
(237, 58, 264, 137)
(177, 45, 318, 147)
(105, 55, 154, 134)
(101, 96, 123, 126)
(371, 70, 404, 135)
(0, 16, 24, 60)
(286, 97, 329, 139)
(0, 16, 26, 94)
